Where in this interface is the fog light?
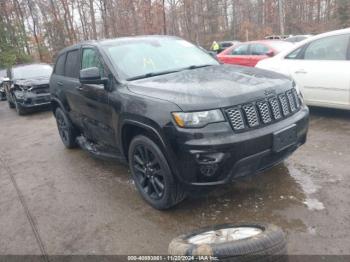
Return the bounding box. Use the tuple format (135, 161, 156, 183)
(199, 164, 218, 177)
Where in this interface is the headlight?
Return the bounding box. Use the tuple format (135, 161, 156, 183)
(19, 85, 31, 91)
(172, 109, 225, 128)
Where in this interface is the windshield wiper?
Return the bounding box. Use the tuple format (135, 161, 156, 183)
(126, 69, 180, 81)
(185, 64, 215, 70)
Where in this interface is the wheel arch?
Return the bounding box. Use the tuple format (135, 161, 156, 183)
(51, 97, 67, 115)
(120, 120, 181, 181)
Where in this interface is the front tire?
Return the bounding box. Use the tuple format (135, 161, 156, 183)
(14, 99, 26, 115)
(7, 94, 15, 108)
(55, 107, 77, 149)
(128, 135, 186, 210)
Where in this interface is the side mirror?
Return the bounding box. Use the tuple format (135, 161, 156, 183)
(79, 67, 107, 85)
(266, 50, 275, 57)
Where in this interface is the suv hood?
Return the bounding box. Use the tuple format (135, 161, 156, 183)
(127, 64, 293, 111)
(14, 76, 50, 87)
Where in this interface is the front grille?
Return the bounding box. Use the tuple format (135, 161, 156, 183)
(32, 84, 49, 94)
(225, 88, 302, 132)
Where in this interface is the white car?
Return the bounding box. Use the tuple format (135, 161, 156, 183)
(256, 28, 350, 110)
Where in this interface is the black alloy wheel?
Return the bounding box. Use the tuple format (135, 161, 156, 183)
(56, 111, 69, 144)
(55, 107, 77, 148)
(128, 135, 186, 209)
(132, 144, 165, 200)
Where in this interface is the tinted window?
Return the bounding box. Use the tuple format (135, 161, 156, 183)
(12, 64, 52, 80)
(231, 44, 249, 55)
(251, 44, 269, 55)
(65, 50, 80, 78)
(82, 48, 104, 75)
(304, 34, 349, 60)
(55, 54, 66, 75)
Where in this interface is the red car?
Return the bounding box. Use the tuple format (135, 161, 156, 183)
(217, 40, 293, 67)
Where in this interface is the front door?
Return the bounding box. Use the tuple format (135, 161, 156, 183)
(249, 43, 270, 67)
(79, 47, 115, 145)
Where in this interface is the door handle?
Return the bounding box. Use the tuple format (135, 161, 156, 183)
(75, 85, 83, 90)
(57, 81, 63, 86)
(295, 69, 307, 74)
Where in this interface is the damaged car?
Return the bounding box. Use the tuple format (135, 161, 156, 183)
(50, 36, 309, 209)
(4, 64, 52, 115)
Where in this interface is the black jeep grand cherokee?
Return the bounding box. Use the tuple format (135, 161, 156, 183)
(5, 64, 52, 115)
(50, 36, 309, 209)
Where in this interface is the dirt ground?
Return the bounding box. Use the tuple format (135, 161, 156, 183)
(0, 101, 349, 256)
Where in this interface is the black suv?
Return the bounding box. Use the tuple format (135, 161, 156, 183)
(50, 36, 309, 209)
(4, 64, 52, 115)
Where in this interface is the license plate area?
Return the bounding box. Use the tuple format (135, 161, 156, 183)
(273, 124, 297, 152)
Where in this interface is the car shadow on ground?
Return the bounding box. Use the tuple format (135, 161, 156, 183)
(309, 106, 350, 119)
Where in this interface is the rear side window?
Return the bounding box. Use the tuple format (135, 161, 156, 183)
(251, 44, 269, 55)
(231, 44, 249, 55)
(65, 50, 80, 78)
(81, 48, 104, 75)
(55, 54, 66, 75)
(303, 34, 349, 61)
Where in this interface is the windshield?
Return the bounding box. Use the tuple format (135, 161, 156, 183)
(12, 64, 52, 80)
(102, 38, 219, 80)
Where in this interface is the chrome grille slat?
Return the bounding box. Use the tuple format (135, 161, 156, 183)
(292, 89, 301, 108)
(286, 91, 296, 112)
(242, 104, 259, 128)
(279, 94, 290, 116)
(257, 100, 272, 124)
(225, 107, 245, 131)
(269, 97, 282, 120)
(225, 88, 302, 133)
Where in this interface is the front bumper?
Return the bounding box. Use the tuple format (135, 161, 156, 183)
(166, 106, 309, 186)
(14, 90, 51, 108)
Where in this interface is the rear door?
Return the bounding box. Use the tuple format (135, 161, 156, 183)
(78, 46, 115, 145)
(60, 49, 85, 126)
(249, 43, 271, 67)
(218, 44, 251, 66)
(287, 33, 350, 108)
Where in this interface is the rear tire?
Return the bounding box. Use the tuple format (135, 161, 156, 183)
(128, 135, 186, 210)
(55, 107, 77, 149)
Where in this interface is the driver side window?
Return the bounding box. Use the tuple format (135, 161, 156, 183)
(82, 48, 105, 76)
